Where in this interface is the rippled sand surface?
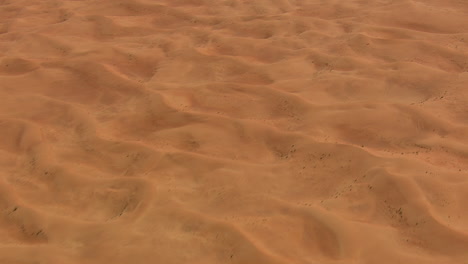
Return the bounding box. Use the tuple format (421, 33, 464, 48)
(1, 0, 468, 263)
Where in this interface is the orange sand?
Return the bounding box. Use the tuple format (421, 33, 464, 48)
(1, 0, 468, 263)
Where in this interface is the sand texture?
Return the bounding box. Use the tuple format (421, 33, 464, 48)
(1, 0, 468, 263)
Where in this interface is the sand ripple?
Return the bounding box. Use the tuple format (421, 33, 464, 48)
(1, 0, 468, 263)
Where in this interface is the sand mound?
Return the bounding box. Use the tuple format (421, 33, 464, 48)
(1, 0, 468, 263)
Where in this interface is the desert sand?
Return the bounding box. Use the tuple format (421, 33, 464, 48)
(1, 0, 468, 263)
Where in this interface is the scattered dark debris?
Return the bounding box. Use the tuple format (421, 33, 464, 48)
(8, 207, 18, 215)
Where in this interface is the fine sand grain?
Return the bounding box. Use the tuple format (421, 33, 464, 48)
(1, 0, 468, 263)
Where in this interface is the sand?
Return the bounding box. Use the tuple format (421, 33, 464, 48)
(1, 0, 468, 263)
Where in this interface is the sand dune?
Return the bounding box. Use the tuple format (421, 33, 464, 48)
(1, 0, 468, 263)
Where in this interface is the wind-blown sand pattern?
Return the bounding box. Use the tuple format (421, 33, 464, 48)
(1, 0, 468, 263)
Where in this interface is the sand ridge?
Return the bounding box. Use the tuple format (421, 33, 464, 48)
(1, 0, 468, 263)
